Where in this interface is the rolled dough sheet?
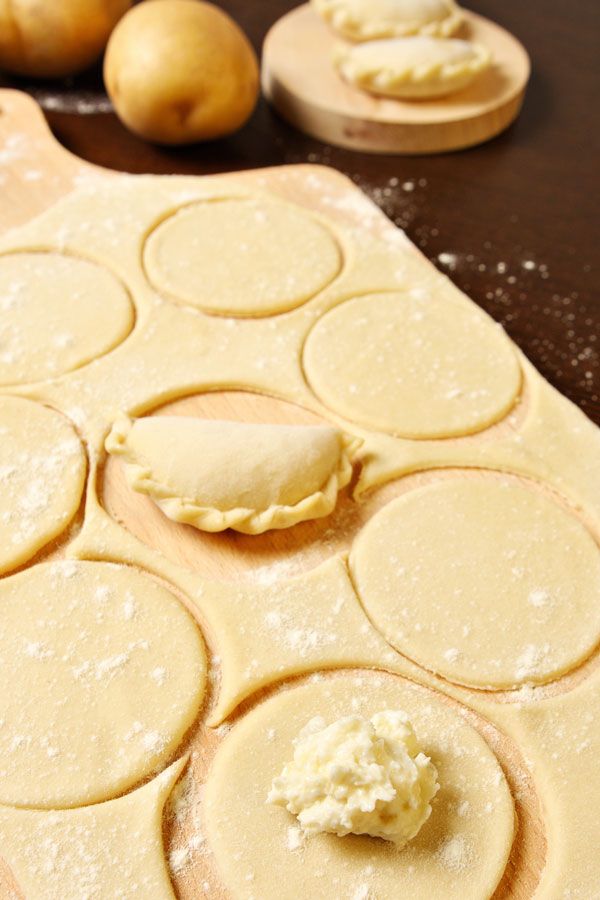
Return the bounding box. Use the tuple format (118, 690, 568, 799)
(0, 170, 598, 897)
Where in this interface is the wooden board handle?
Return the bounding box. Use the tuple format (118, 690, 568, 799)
(0, 88, 99, 234)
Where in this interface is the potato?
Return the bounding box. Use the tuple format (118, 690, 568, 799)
(0, 0, 131, 78)
(103, 0, 259, 145)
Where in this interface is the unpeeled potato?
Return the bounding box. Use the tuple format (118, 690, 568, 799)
(103, 0, 259, 145)
(0, 0, 131, 78)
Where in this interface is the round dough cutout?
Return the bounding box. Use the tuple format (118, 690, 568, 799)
(144, 198, 342, 316)
(0, 252, 134, 385)
(0, 396, 86, 574)
(0, 560, 206, 808)
(204, 671, 514, 899)
(303, 291, 521, 438)
(350, 479, 600, 688)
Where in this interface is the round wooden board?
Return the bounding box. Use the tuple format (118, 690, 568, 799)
(262, 4, 530, 154)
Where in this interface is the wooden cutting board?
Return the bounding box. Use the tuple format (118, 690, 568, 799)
(0, 87, 544, 899)
(262, 4, 530, 153)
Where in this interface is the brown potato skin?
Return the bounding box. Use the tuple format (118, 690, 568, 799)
(103, 0, 260, 145)
(0, 0, 131, 78)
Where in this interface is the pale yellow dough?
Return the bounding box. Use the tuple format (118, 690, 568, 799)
(334, 36, 492, 100)
(312, 0, 463, 41)
(106, 415, 359, 534)
(144, 198, 341, 316)
(350, 478, 600, 689)
(0, 171, 599, 896)
(205, 672, 515, 900)
(303, 291, 521, 438)
(0, 396, 86, 575)
(0, 757, 186, 899)
(0, 252, 133, 385)
(0, 561, 205, 808)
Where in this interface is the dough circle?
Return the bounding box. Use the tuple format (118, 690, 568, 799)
(144, 199, 341, 316)
(0, 252, 134, 385)
(303, 292, 521, 438)
(0, 396, 86, 575)
(204, 671, 514, 899)
(0, 560, 206, 808)
(350, 479, 600, 689)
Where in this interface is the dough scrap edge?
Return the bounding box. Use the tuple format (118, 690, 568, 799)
(105, 413, 362, 534)
(0, 168, 596, 898)
(0, 756, 188, 900)
(313, 0, 463, 41)
(334, 40, 492, 99)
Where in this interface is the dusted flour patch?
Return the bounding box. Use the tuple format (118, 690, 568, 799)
(0, 561, 206, 808)
(0, 396, 86, 574)
(350, 479, 600, 688)
(0, 252, 133, 385)
(143, 198, 341, 317)
(0, 758, 187, 899)
(204, 672, 514, 899)
(303, 291, 521, 438)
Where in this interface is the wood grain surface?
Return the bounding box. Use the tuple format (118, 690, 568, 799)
(262, 5, 529, 153)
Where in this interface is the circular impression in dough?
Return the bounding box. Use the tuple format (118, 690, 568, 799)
(143, 198, 342, 317)
(0, 560, 206, 808)
(0, 396, 86, 575)
(204, 671, 515, 899)
(0, 252, 134, 385)
(303, 291, 521, 438)
(350, 478, 600, 689)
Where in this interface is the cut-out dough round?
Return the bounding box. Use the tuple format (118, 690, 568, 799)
(0, 757, 186, 900)
(335, 37, 492, 100)
(0, 396, 86, 575)
(105, 414, 360, 534)
(312, 0, 463, 41)
(350, 479, 600, 689)
(0, 252, 133, 385)
(0, 560, 206, 808)
(303, 291, 521, 439)
(144, 199, 341, 317)
(204, 672, 514, 899)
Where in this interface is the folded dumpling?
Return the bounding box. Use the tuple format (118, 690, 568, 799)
(334, 36, 491, 100)
(105, 415, 361, 534)
(313, 0, 463, 42)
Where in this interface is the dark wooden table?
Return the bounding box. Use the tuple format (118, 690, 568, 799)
(1, 1, 598, 422)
